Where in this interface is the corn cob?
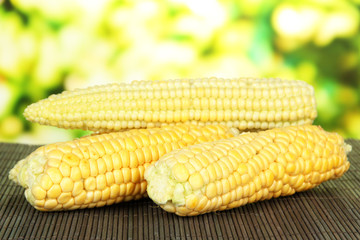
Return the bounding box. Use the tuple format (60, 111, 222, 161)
(24, 77, 317, 132)
(8, 124, 235, 211)
(145, 125, 351, 216)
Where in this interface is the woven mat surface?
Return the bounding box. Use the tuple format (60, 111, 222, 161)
(1, 140, 359, 240)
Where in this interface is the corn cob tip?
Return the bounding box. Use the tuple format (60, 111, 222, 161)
(344, 143, 352, 154)
(9, 151, 47, 189)
(144, 162, 184, 206)
(9, 159, 27, 185)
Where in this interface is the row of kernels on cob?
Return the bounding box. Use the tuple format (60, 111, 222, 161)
(23, 77, 316, 132)
(145, 125, 351, 216)
(9, 125, 234, 211)
(9, 77, 351, 215)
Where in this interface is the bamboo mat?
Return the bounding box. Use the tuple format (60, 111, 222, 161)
(0, 140, 359, 240)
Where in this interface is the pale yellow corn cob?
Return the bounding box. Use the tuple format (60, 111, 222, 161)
(145, 125, 351, 216)
(9, 124, 235, 211)
(24, 77, 317, 132)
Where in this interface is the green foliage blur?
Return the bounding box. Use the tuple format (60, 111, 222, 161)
(0, 0, 359, 144)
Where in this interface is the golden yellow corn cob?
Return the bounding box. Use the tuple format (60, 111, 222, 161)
(9, 124, 235, 211)
(24, 77, 317, 132)
(145, 125, 351, 216)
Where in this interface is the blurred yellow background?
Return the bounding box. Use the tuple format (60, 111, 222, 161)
(0, 0, 359, 144)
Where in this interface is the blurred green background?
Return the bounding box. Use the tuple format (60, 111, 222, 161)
(0, 0, 359, 144)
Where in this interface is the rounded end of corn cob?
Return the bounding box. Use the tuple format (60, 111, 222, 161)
(9, 159, 27, 186)
(145, 160, 188, 208)
(9, 147, 48, 207)
(344, 143, 352, 154)
(9, 147, 47, 189)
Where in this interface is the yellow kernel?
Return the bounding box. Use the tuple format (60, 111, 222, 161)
(221, 179, 230, 194)
(286, 163, 296, 174)
(58, 192, 72, 204)
(126, 182, 135, 195)
(102, 155, 114, 171)
(142, 147, 152, 163)
(59, 162, 70, 177)
(292, 175, 305, 189)
(74, 191, 86, 204)
(119, 150, 130, 168)
(135, 149, 145, 165)
(313, 159, 322, 172)
(34, 199, 45, 208)
(57, 144, 72, 154)
(131, 168, 140, 183)
(237, 163, 248, 175)
(110, 184, 120, 199)
(84, 177, 96, 191)
(102, 140, 115, 154)
(172, 163, 189, 182)
(97, 158, 107, 174)
(265, 170, 275, 187)
(149, 145, 159, 161)
(105, 172, 115, 186)
(46, 167, 63, 184)
(102, 187, 111, 201)
(113, 170, 124, 184)
(70, 166, 81, 181)
(200, 169, 210, 185)
(96, 174, 106, 190)
(44, 199, 58, 209)
(47, 158, 61, 168)
(212, 162, 223, 180)
(182, 133, 195, 144)
(89, 159, 99, 176)
(228, 174, 237, 190)
(122, 168, 131, 183)
(125, 137, 137, 152)
(185, 194, 199, 210)
(60, 177, 74, 192)
(220, 161, 232, 179)
(79, 160, 90, 178)
(241, 174, 250, 185)
(320, 160, 329, 173)
(139, 133, 150, 146)
(129, 151, 139, 168)
(189, 172, 204, 190)
(129, 135, 142, 148)
(39, 174, 53, 191)
(109, 153, 121, 170)
(157, 144, 167, 157)
(47, 149, 64, 161)
(62, 153, 80, 167)
(221, 192, 231, 206)
(31, 185, 46, 200)
(206, 165, 217, 182)
(72, 181, 83, 196)
(189, 157, 203, 171)
(206, 182, 217, 199)
(83, 191, 93, 204)
(47, 184, 62, 198)
(285, 152, 296, 162)
(88, 145, 100, 159)
(93, 190, 102, 202)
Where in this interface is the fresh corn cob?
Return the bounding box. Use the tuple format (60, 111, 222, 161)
(24, 77, 317, 132)
(9, 124, 236, 211)
(145, 125, 351, 216)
